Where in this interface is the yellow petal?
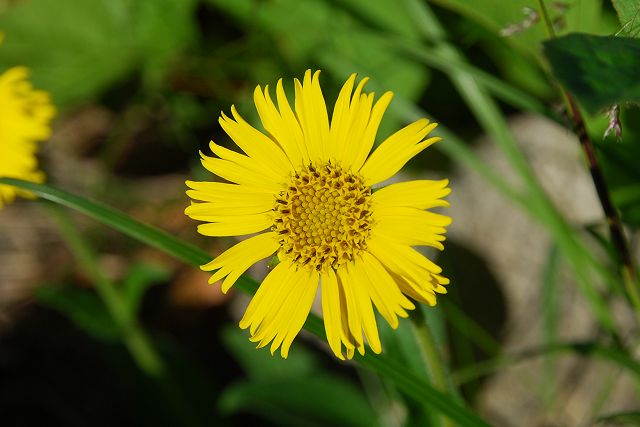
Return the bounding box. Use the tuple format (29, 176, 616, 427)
(372, 179, 451, 209)
(359, 251, 415, 328)
(348, 262, 382, 354)
(196, 213, 272, 237)
(372, 206, 450, 250)
(275, 78, 309, 164)
(336, 265, 365, 355)
(202, 232, 279, 292)
(200, 154, 282, 191)
(349, 91, 394, 172)
(294, 70, 330, 162)
(359, 119, 440, 185)
(254, 84, 305, 168)
(219, 107, 292, 175)
(239, 260, 294, 331)
(279, 269, 319, 358)
(321, 268, 346, 360)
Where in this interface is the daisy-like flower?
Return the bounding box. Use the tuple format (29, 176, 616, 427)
(0, 53, 56, 207)
(186, 70, 451, 359)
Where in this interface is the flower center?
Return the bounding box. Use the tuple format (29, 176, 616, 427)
(273, 162, 373, 271)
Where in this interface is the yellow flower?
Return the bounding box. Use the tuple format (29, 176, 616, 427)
(0, 66, 55, 207)
(186, 70, 451, 359)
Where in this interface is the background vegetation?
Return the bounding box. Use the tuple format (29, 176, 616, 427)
(1, 0, 639, 426)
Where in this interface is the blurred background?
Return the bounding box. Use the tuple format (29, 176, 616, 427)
(1, 0, 639, 426)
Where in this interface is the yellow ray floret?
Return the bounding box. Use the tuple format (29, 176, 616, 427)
(0, 65, 55, 208)
(185, 70, 451, 359)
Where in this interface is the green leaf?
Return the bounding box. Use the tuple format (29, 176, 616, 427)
(0, 0, 136, 107)
(36, 285, 121, 342)
(221, 326, 318, 382)
(612, 0, 640, 37)
(207, 0, 430, 135)
(0, 0, 196, 107)
(131, 0, 198, 88)
(543, 33, 640, 113)
(596, 110, 640, 228)
(596, 411, 640, 425)
(219, 376, 380, 427)
(0, 178, 490, 427)
(121, 262, 170, 318)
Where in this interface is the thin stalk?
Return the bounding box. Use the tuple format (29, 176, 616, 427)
(411, 308, 454, 427)
(536, 0, 556, 38)
(49, 204, 165, 377)
(48, 204, 201, 427)
(537, 0, 640, 319)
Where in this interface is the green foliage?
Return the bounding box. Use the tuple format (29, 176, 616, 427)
(0, 0, 197, 107)
(207, 0, 430, 136)
(598, 133, 640, 227)
(543, 34, 640, 113)
(3, 0, 640, 424)
(36, 284, 121, 341)
(612, 0, 640, 37)
(220, 327, 379, 427)
(36, 262, 169, 342)
(596, 411, 640, 425)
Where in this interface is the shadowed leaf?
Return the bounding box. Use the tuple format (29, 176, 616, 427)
(543, 33, 640, 113)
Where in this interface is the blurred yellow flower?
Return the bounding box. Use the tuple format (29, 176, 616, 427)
(0, 65, 55, 207)
(186, 70, 451, 359)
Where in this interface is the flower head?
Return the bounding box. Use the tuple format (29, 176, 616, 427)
(0, 63, 55, 207)
(186, 70, 451, 359)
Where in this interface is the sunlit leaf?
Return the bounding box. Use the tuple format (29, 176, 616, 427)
(612, 0, 640, 37)
(0, 0, 196, 107)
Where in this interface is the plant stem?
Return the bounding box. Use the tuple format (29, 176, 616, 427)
(411, 308, 454, 427)
(49, 204, 165, 377)
(537, 0, 640, 318)
(536, 0, 556, 38)
(48, 204, 202, 426)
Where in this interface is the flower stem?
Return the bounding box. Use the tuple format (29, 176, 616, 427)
(537, 0, 640, 319)
(49, 203, 165, 376)
(47, 204, 202, 426)
(411, 308, 455, 427)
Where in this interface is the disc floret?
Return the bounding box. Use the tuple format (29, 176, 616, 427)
(273, 162, 373, 272)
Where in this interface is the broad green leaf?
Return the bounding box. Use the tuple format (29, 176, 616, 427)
(612, 0, 640, 37)
(219, 376, 380, 427)
(221, 326, 318, 382)
(131, 0, 198, 88)
(206, 0, 429, 104)
(596, 108, 640, 228)
(0, 0, 196, 107)
(543, 33, 640, 113)
(36, 285, 121, 342)
(0, 0, 135, 107)
(0, 178, 490, 427)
